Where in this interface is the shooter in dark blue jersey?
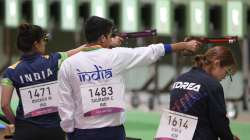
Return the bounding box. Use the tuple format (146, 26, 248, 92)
(170, 46, 240, 140)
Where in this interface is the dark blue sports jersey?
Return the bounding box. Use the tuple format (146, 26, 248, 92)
(1, 52, 68, 128)
(170, 67, 234, 140)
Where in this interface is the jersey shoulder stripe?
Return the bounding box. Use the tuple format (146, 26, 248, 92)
(8, 61, 22, 69)
(42, 55, 50, 59)
(1, 78, 13, 87)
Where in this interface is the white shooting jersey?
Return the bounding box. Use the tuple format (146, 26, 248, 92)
(58, 44, 165, 132)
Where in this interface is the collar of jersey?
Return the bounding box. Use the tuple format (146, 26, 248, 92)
(21, 53, 40, 60)
(81, 45, 103, 52)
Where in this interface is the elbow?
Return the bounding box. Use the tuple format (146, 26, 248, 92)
(1, 103, 10, 113)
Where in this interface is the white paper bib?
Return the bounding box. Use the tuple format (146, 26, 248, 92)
(155, 109, 198, 140)
(80, 83, 125, 117)
(19, 81, 59, 118)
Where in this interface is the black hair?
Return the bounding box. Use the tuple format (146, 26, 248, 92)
(84, 16, 114, 43)
(17, 23, 46, 52)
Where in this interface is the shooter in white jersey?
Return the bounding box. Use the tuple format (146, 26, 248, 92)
(57, 16, 201, 140)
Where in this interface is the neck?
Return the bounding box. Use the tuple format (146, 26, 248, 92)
(86, 43, 103, 48)
(202, 65, 214, 77)
(23, 51, 37, 56)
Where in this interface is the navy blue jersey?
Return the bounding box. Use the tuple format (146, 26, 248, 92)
(170, 68, 234, 140)
(1, 52, 68, 128)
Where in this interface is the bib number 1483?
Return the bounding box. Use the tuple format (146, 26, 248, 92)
(89, 86, 113, 97)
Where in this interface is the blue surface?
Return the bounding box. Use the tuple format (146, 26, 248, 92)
(0, 124, 6, 129)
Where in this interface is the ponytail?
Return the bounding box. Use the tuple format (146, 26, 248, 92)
(193, 55, 210, 68)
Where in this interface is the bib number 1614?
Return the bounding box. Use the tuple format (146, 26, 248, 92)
(168, 115, 189, 129)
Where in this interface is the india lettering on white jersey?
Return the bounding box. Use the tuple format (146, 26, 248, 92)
(172, 81, 201, 92)
(77, 65, 112, 82)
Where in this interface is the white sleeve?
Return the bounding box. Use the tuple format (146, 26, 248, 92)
(112, 43, 165, 73)
(57, 61, 75, 133)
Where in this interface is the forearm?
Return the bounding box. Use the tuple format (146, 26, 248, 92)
(0, 84, 15, 124)
(2, 106, 15, 124)
(169, 40, 201, 54)
(170, 42, 186, 52)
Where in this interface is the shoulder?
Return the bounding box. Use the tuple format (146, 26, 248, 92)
(112, 47, 133, 52)
(1, 67, 15, 87)
(63, 51, 82, 62)
(200, 72, 221, 89)
(186, 68, 219, 84)
(8, 60, 22, 69)
(191, 69, 223, 94)
(111, 47, 137, 56)
(59, 53, 77, 70)
(5, 61, 22, 78)
(40, 52, 68, 60)
(49, 52, 67, 59)
(176, 68, 222, 90)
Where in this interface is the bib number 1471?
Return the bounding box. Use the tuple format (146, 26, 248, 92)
(28, 87, 51, 99)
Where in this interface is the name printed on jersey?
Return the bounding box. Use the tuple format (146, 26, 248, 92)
(19, 68, 54, 84)
(172, 82, 201, 92)
(77, 65, 112, 82)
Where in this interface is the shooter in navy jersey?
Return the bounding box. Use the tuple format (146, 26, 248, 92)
(170, 46, 240, 140)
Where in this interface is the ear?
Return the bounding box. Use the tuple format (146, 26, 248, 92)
(33, 41, 39, 48)
(100, 35, 106, 43)
(214, 59, 221, 67)
(33, 40, 43, 52)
